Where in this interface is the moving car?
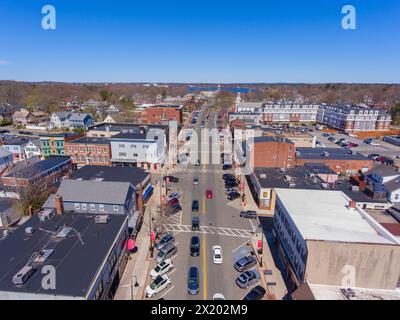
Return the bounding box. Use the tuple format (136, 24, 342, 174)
(145, 275, 172, 298)
(193, 176, 199, 185)
(192, 200, 199, 212)
(190, 236, 200, 257)
(192, 216, 200, 231)
(234, 255, 257, 272)
(235, 270, 260, 289)
(242, 285, 266, 300)
(150, 259, 174, 279)
(212, 245, 223, 264)
(156, 244, 177, 263)
(156, 234, 175, 250)
(227, 192, 240, 201)
(206, 189, 213, 199)
(212, 293, 225, 300)
(240, 210, 258, 219)
(187, 266, 199, 295)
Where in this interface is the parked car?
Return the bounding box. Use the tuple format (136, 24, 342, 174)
(187, 266, 199, 295)
(223, 173, 235, 180)
(376, 156, 386, 163)
(195, 159, 201, 166)
(193, 176, 199, 185)
(212, 245, 223, 264)
(192, 200, 199, 212)
(370, 141, 381, 146)
(206, 189, 213, 199)
(168, 197, 179, 206)
(156, 234, 175, 250)
(368, 153, 380, 160)
(145, 275, 172, 298)
(322, 133, 330, 137)
(163, 176, 179, 183)
(190, 236, 200, 257)
(235, 270, 260, 289)
(156, 244, 177, 263)
(225, 182, 238, 189)
(225, 187, 237, 194)
(150, 259, 174, 279)
(383, 159, 395, 166)
(192, 216, 200, 231)
(234, 255, 257, 272)
(242, 285, 266, 300)
(166, 192, 180, 202)
(222, 164, 232, 170)
(240, 210, 258, 219)
(227, 192, 241, 201)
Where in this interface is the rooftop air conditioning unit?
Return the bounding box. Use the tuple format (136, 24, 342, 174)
(259, 174, 267, 179)
(12, 265, 35, 285)
(95, 215, 110, 224)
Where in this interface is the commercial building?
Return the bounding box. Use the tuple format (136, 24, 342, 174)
(71, 165, 152, 214)
(39, 133, 84, 157)
(87, 123, 169, 139)
(273, 189, 400, 292)
(110, 129, 166, 171)
(1, 156, 73, 194)
(65, 137, 111, 167)
(317, 104, 391, 132)
(0, 210, 129, 300)
(366, 165, 400, 204)
(295, 148, 373, 174)
(247, 136, 296, 169)
(141, 104, 183, 125)
(0, 198, 21, 227)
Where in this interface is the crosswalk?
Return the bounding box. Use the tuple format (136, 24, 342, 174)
(162, 223, 255, 239)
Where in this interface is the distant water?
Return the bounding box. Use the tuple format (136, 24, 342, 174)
(188, 86, 252, 94)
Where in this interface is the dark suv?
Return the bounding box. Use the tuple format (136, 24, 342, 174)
(187, 266, 199, 295)
(240, 211, 258, 219)
(190, 236, 200, 256)
(192, 216, 200, 231)
(192, 200, 199, 212)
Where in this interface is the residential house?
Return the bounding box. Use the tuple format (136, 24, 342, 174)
(0, 137, 31, 162)
(39, 132, 84, 157)
(11, 109, 35, 126)
(50, 112, 94, 130)
(366, 166, 400, 203)
(23, 139, 41, 159)
(65, 137, 111, 167)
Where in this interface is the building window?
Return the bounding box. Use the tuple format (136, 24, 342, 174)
(131, 145, 137, 148)
(119, 144, 125, 148)
(113, 205, 119, 213)
(99, 204, 104, 212)
(74, 203, 80, 210)
(119, 152, 127, 157)
(133, 153, 138, 157)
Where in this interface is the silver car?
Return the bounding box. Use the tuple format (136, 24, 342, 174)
(156, 234, 175, 250)
(235, 270, 260, 289)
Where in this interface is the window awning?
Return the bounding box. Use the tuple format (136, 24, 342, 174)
(142, 184, 154, 200)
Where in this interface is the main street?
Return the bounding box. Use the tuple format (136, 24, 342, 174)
(146, 105, 261, 300)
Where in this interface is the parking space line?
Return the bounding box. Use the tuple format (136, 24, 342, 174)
(159, 285, 175, 300)
(232, 240, 251, 253)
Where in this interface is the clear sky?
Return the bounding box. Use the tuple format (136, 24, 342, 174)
(0, 0, 399, 83)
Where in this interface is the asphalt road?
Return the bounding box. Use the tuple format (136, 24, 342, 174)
(147, 105, 260, 300)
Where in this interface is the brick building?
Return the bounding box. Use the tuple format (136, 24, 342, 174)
(248, 136, 296, 169)
(141, 104, 183, 124)
(295, 148, 373, 174)
(65, 137, 111, 167)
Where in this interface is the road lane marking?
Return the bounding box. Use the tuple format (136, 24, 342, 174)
(232, 240, 251, 253)
(202, 232, 207, 300)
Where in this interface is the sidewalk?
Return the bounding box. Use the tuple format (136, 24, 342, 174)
(114, 184, 161, 300)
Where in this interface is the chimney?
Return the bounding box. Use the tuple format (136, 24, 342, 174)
(28, 205, 33, 216)
(348, 200, 356, 210)
(55, 195, 63, 215)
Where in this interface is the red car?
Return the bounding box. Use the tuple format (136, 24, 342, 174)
(206, 189, 213, 199)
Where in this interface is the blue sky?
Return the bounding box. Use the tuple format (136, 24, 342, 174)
(0, 0, 399, 83)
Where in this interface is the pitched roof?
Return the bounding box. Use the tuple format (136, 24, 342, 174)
(56, 180, 133, 205)
(366, 165, 400, 178)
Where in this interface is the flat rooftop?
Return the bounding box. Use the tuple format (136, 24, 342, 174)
(0, 212, 127, 298)
(88, 123, 168, 132)
(67, 137, 110, 145)
(275, 188, 400, 245)
(72, 165, 149, 186)
(296, 147, 369, 161)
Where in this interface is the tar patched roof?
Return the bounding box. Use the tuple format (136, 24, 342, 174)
(296, 148, 369, 161)
(0, 212, 127, 298)
(56, 180, 133, 205)
(72, 165, 149, 187)
(275, 188, 400, 245)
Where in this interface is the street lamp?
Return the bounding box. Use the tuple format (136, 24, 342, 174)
(130, 275, 139, 300)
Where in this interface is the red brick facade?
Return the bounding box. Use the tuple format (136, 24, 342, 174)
(142, 107, 182, 124)
(65, 140, 111, 167)
(295, 158, 373, 174)
(251, 140, 296, 168)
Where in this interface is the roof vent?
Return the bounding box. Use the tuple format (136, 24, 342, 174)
(95, 215, 110, 224)
(56, 226, 72, 238)
(12, 265, 35, 285)
(24, 227, 35, 235)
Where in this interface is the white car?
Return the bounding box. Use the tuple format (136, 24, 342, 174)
(150, 259, 174, 279)
(212, 245, 223, 264)
(166, 192, 180, 202)
(213, 293, 225, 300)
(370, 142, 380, 146)
(145, 274, 172, 298)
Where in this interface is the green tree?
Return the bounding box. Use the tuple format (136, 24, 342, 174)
(99, 89, 112, 102)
